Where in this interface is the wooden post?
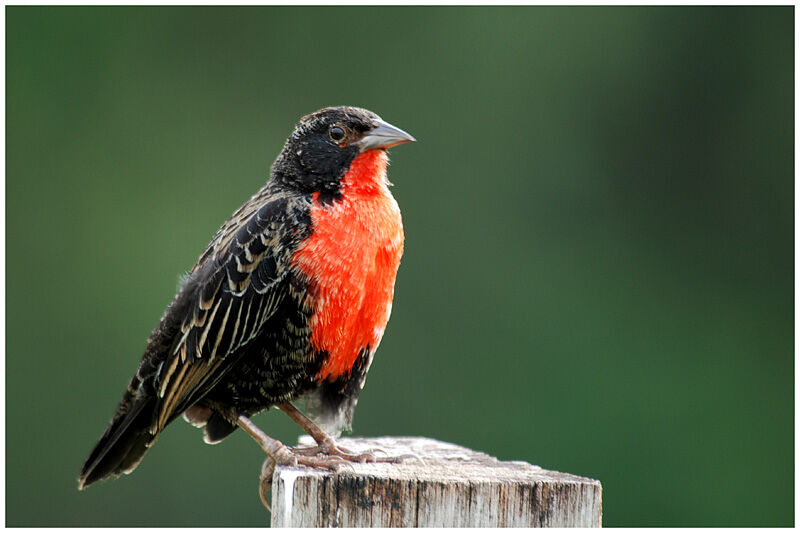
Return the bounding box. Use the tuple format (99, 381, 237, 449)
(270, 436, 602, 527)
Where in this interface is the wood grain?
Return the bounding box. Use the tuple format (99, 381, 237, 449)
(270, 436, 602, 527)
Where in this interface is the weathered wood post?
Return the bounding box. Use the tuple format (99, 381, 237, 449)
(271, 436, 602, 527)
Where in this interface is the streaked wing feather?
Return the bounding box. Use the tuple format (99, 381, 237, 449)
(150, 193, 302, 431)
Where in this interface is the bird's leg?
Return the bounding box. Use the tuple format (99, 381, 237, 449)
(276, 402, 400, 464)
(237, 414, 349, 468)
(277, 402, 335, 447)
(236, 414, 348, 510)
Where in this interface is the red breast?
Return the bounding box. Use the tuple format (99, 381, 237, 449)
(293, 149, 404, 382)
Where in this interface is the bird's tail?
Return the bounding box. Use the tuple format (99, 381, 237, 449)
(77, 378, 158, 490)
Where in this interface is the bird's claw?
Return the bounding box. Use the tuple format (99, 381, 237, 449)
(258, 445, 353, 511)
(259, 456, 277, 510)
(293, 440, 416, 465)
(393, 451, 427, 465)
(257, 442, 422, 511)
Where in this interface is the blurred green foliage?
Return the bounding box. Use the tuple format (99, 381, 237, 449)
(6, 6, 793, 526)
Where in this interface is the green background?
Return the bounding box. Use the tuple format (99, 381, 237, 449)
(6, 6, 793, 527)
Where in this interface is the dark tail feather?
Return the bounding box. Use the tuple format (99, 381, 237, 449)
(78, 391, 157, 490)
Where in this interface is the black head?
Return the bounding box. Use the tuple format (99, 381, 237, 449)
(271, 106, 414, 195)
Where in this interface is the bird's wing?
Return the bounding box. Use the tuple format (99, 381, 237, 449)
(147, 192, 310, 431)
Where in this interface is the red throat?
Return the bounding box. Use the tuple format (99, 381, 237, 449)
(294, 149, 404, 383)
(339, 149, 390, 193)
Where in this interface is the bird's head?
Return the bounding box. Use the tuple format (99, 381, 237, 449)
(272, 106, 415, 195)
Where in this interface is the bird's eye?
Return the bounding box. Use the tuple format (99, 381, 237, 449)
(329, 126, 346, 143)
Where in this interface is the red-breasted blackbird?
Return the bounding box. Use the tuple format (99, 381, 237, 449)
(78, 107, 414, 499)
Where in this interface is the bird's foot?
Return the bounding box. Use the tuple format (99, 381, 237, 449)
(258, 443, 351, 510)
(256, 436, 425, 511)
(259, 457, 274, 510)
(275, 402, 425, 465)
(292, 437, 418, 465)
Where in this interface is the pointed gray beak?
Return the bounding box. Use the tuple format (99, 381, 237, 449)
(356, 119, 416, 152)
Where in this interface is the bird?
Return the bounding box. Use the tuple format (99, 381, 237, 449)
(77, 106, 415, 499)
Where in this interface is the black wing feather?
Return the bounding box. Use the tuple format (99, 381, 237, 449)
(78, 189, 310, 489)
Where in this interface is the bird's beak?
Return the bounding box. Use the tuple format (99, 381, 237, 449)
(356, 119, 416, 152)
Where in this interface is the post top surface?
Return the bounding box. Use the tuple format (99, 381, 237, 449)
(274, 436, 601, 487)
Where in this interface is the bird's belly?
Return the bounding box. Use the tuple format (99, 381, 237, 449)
(294, 190, 404, 383)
